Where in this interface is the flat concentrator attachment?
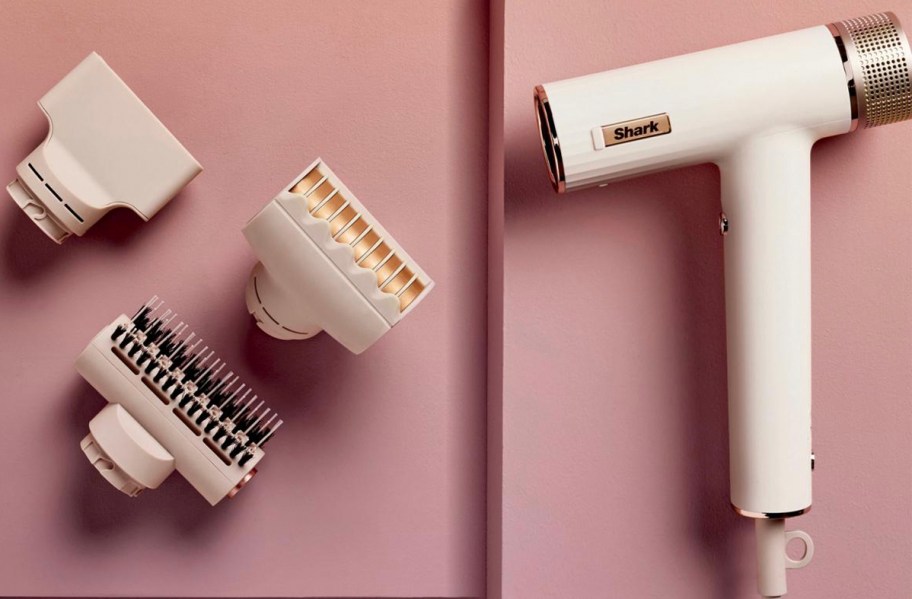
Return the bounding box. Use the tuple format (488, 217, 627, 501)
(77, 298, 281, 505)
(6, 52, 202, 243)
(243, 158, 434, 354)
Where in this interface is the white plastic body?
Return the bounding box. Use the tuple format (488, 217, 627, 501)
(540, 24, 853, 517)
(721, 134, 818, 517)
(243, 158, 434, 354)
(76, 316, 262, 505)
(7, 52, 202, 243)
(245, 201, 392, 352)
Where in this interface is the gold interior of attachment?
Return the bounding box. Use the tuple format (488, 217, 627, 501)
(289, 166, 426, 311)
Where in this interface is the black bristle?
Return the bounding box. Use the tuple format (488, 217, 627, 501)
(135, 349, 152, 366)
(118, 332, 133, 350)
(257, 424, 280, 447)
(156, 329, 181, 359)
(208, 388, 233, 408)
(233, 414, 255, 433)
(219, 400, 241, 423)
(181, 354, 208, 383)
(206, 378, 233, 407)
(132, 305, 154, 330)
(144, 359, 158, 375)
(196, 372, 216, 395)
(232, 410, 258, 434)
(247, 423, 267, 445)
(145, 318, 168, 344)
(170, 342, 194, 369)
(144, 319, 162, 339)
(253, 415, 282, 447)
(115, 298, 281, 464)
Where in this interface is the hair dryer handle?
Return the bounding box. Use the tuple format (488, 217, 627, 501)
(719, 131, 815, 517)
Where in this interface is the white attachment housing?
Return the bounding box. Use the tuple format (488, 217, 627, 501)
(534, 11, 912, 597)
(81, 404, 175, 497)
(76, 309, 274, 505)
(6, 52, 202, 243)
(243, 158, 434, 354)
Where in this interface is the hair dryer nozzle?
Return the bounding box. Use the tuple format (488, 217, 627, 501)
(6, 53, 201, 243)
(829, 12, 912, 128)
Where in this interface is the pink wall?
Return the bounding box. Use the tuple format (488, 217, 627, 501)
(1, 2, 910, 597)
(0, 1, 487, 596)
(500, 1, 911, 598)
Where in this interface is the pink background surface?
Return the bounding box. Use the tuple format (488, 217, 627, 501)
(2, 2, 911, 597)
(0, 1, 487, 597)
(499, 1, 911, 598)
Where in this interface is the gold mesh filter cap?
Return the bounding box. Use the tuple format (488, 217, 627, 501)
(830, 12, 912, 128)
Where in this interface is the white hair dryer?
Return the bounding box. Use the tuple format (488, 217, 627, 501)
(534, 12, 911, 598)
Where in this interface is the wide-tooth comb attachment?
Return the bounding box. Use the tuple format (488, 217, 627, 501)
(78, 297, 282, 505)
(289, 163, 429, 312)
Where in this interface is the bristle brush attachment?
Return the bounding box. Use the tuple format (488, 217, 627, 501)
(243, 158, 435, 354)
(77, 298, 281, 505)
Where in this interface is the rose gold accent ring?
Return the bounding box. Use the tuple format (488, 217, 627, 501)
(534, 85, 566, 193)
(732, 503, 811, 519)
(227, 468, 257, 499)
(827, 22, 860, 132)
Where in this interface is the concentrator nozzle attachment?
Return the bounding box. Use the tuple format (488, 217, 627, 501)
(6, 52, 202, 243)
(829, 12, 912, 128)
(243, 158, 434, 354)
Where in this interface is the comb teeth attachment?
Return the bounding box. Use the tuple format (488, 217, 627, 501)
(289, 166, 428, 311)
(112, 298, 282, 465)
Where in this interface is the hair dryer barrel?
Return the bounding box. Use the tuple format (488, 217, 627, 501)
(535, 25, 852, 190)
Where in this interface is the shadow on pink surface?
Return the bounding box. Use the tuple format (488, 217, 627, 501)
(240, 313, 354, 397)
(1, 182, 194, 283)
